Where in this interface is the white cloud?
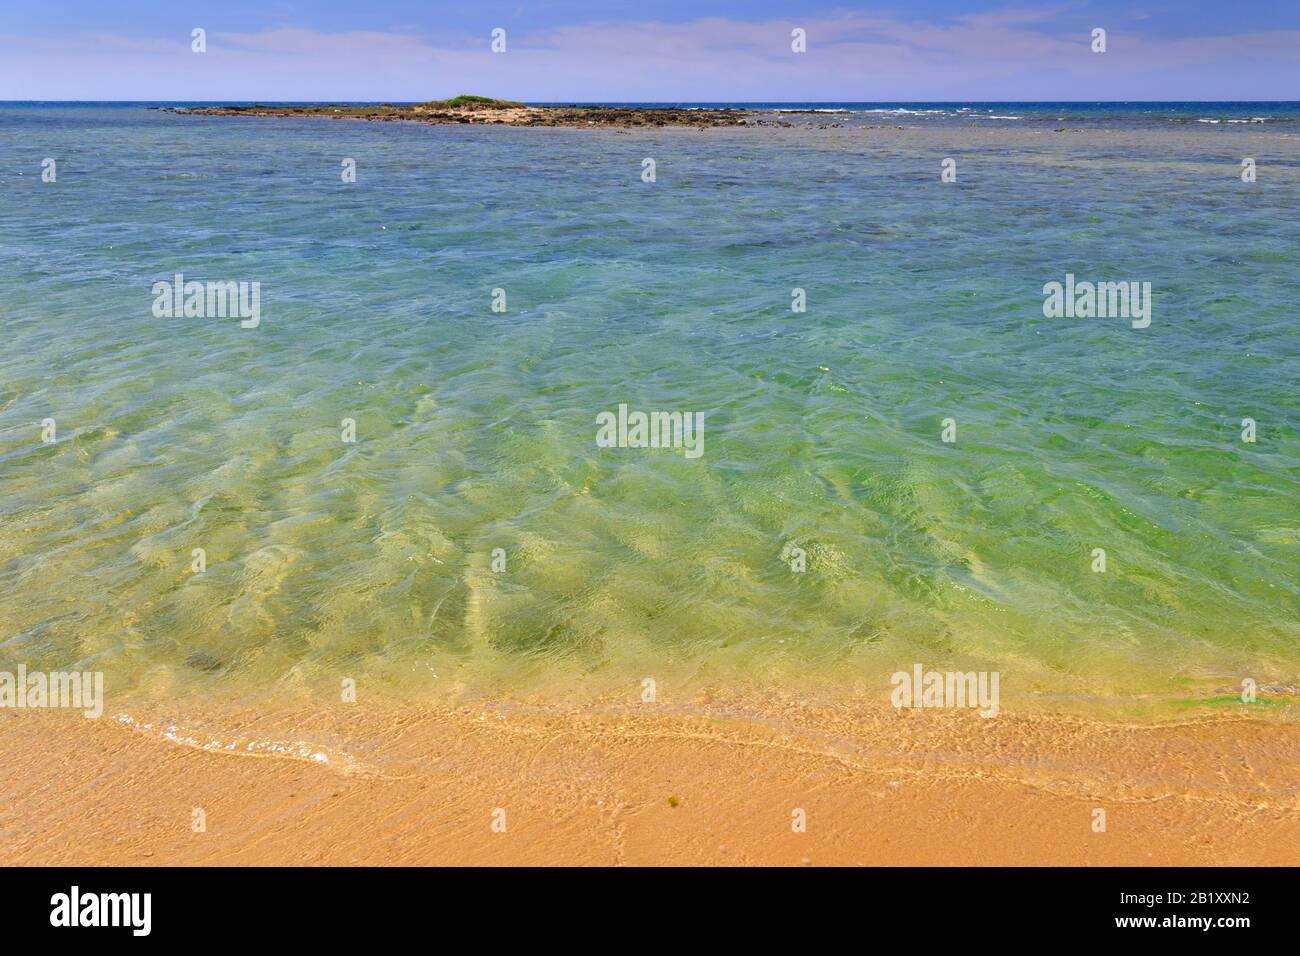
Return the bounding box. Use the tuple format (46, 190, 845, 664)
(0, 9, 1296, 100)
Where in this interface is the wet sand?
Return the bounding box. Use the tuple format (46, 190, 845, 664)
(3, 694, 1297, 865)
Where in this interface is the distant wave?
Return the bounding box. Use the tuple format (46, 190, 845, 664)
(860, 108, 948, 115)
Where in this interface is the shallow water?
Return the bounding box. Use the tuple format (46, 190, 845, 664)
(0, 103, 1296, 706)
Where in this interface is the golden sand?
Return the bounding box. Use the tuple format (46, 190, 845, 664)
(3, 693, 1297, 866)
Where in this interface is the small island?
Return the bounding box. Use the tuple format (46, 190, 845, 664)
(163, 94, 792, 128)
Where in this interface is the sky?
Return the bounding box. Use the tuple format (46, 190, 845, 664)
(2, 1, 1298, 102)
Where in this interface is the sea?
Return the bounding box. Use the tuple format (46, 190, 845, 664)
(1, 101, 1296, 711)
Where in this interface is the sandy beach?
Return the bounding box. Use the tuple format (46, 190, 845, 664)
(4, 694, 1297, 866)
(5, 100, 1298, 872)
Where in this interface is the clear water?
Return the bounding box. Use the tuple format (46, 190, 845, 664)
(1, 103, 1296, 705)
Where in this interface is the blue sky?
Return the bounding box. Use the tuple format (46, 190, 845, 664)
(3, 1, 1298, 101)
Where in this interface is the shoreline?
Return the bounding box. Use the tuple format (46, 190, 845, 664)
(5, 691, 1297, 865)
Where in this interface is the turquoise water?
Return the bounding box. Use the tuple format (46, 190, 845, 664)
(1, 104, 1297, 704)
